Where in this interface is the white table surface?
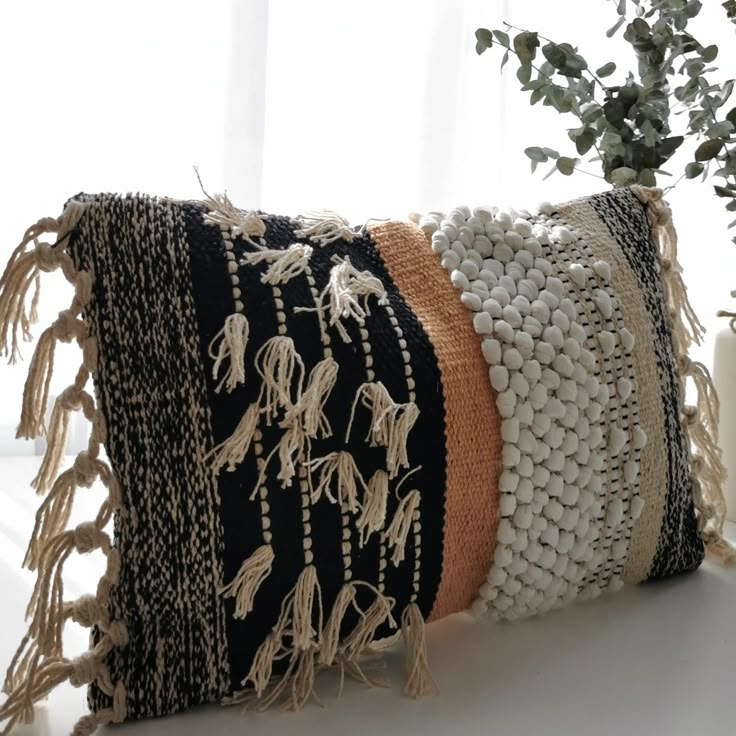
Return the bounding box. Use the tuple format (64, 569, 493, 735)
(2, 457, 734, 736)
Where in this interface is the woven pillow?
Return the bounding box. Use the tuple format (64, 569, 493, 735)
(0, 186, 729, 733)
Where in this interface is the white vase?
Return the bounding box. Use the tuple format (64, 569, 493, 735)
(713, 325, 736, 521)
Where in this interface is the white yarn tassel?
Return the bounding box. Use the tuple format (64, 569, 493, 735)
(254, 336, 305, 422)
(208, 313, 250, 393)
(385, 489, 420, 566)
(346, 381, 419, 478)
(357, 470, 389, 547)
(282, 356, 339, 439)
(400, 603, 438, 698)
(306, 451, 366, 512)
(241, 243, 313, 285)
(308, 257, 388, 343)
(294, 210, 355, 246)
(209, 403, 260, 474)
(219, 544, 274, 619)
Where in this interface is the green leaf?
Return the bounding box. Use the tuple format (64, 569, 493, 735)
(658, 136, 684, 158)
(617, 0, 626, 14)
(641, 119, 657, 148)
(702, 44, 719, 63)
(686, 161, 704, 179)
(542, 147, 560, 159)
(706, 121, 735, 139)
(596, 62, 616, 78)
(524, 146, 549, 162)
(607, 16, 626, 37)
(684, 0, 702, 18)
(500, 49, 510, 71)
(728, 107, 736, 127)
(543, 163, 559, 180)
(530, 87, 545, 105)
(517, 64, 532, 84)
(475, 28, 493, 47)
(513, 31, 539, 65)
(610, 166, 638, 186)
(542, 42, 567, 71)
(639, 169, 657, 187)
(556, 157, 577, 175)
(695, 139, 725, 161)
(575, 129, 597, 155)
(714, 185, 736, 197)
(493, 30, 510, 47)
(631, 18, 651, 37)
(603, 98, 626, 128)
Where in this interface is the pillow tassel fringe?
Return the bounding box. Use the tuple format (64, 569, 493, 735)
(400, 603, 438, 698)
(218, 544, 275, 620)
(254, 336, 305, 422)
(632, 185, 735, 562)
(242, 243, 314, 286)
(208, 312, 250, 394)
(294, 210, 356, 246)
(0, 203, 128, 735)
(356, 470, 389, 547)
(306, 451, 367, 511)
(210, 402, 260, 474)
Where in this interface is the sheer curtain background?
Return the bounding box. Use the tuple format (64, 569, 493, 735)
(1, 0, 734, 454)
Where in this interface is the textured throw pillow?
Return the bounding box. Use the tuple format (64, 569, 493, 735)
(0, 185, 730, 734)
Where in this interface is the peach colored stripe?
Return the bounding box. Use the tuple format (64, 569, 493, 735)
(369, 221, 501, 620)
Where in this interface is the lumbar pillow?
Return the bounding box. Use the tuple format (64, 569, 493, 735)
(0, 185, 729, 733)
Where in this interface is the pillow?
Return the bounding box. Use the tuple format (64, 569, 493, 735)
(0, 185, 729, 733)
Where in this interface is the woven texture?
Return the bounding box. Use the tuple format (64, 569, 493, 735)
(0, 186, 720, 735)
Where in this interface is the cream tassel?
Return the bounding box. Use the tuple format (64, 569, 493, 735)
(679, 355, 719, 433)
(196, 170, 266, 246)
(209, 403, 260, 474)
(294, 210, 355, 246)
(400, 603, 438, 698)
(241, 243, 313, 285)
(306, 451, 366, 511)
(281, 356, 338, 439)
(318, 584, 357, 667)
(219, 545, 274, 619)
(297, 257, 387, 343)
(339, 587, 397, 664)
(16, 326, 55, 439)
(254, 336, 305, 422)
(386, 489, 421, 566)
(208, 313, 250, 393)
(356, 470, 389, 547)
(346, 381, 419, 478)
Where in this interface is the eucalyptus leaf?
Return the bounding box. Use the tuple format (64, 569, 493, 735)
(517, 64, 532, 84)
(501, 49, 510, 71)
(603, 98, 626, 128)
(513, 31, 539, 65)
(610, 166, 638, 185)
(639, 168, 657, 186)
(542, 42, 567, 71)
(596, 62, 617, 78)
(542, 147, 560, 159)
(557, 157, 577, 175)
(714, 185, 736, 197)
(493, 30, 510, 47)
(524, 146, 549, 162)
(686, 161, 704, 178)
(575, 129, 597, 155)
(695, 139, 725, 161)
(706, 121, 735, 139)
(702, 44, 718, 63)
(607, 16, 626, 37)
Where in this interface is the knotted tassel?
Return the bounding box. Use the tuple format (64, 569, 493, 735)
(16, 326, 55, 440)
(301, 257, 387, 343)
(294, 210, 355, 246)
(357, 470, 389, 547)
(254, 336, 305, 422)
(400, 603, 438, 698)
(282, 356, 339, 439)
(307, 451, 366, 512)
(219, 545, 275, 619)
(339, 588, 397, 664)
(386, 489, 420, 566)
(241, 243, 313, 285)
(318, 584, 357, 667)
(679, 355, 720, 433)
(208, 313, 250, 393)
(210, 403, 260, 474)
(346, 381, 419, 478)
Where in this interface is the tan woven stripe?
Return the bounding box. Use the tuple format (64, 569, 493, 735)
(369, 221, 501, 619)
(558, 200, 667, 583)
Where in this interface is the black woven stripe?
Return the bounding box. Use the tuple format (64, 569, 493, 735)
(587, 188, 703, 578)
(185, 209, 447, 692)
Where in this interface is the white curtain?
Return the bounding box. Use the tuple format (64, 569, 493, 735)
(1, 0, 734, 453)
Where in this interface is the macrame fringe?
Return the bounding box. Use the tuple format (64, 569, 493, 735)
(632, 185, 734, 562)
(345, 381, 419, 478)
(196, 169, 266, 246)
(294, 210, 355, 246)
(210, 402, 260, 475)
(219, 544, 275, 620)
(386, 489, 421, 566)
(281, 356, 338, 440)
(208, 313, 250, 393)
(297, 257, 388, 343)
(357, 470, 389, 547)
(0, 203, 127, 735)
(400, 603, 438, 698)
(254, 336, 305, 423)
(306, 451, 366, 512)
(241, 243, 313, 286)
